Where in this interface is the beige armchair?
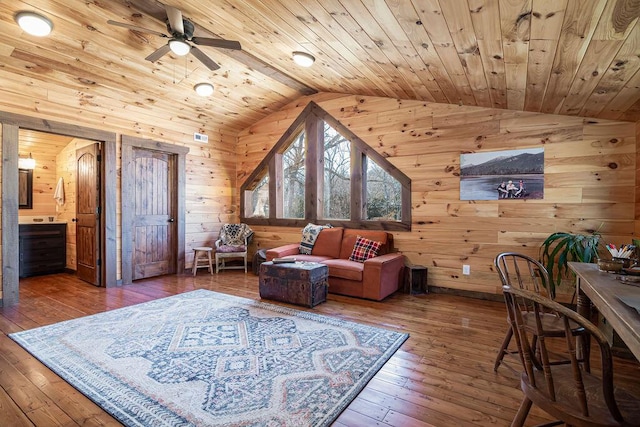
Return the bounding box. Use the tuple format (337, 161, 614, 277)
(214, 223, 254, 273)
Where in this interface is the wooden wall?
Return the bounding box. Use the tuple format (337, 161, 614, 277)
(17, 130, 70, 217)
(1, 115, 237, 299)
(237, 93, 638, 297)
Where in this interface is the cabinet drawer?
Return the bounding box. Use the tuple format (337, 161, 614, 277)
(21, 246, 65, 262)
(21, 237, 65, 251)
(21, 260, 65, 275)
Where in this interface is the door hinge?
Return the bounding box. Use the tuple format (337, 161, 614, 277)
(97, 154, 101, 162)
(96, 206, 101, 215)
(97, 259, 101, 266)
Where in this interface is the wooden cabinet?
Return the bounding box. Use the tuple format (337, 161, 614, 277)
(19, 223, 67, 278)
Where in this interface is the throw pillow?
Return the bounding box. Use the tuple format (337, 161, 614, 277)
(349, 235, 382, 263)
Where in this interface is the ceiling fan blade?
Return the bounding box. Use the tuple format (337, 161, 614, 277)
(165, 5, 184, 34)
(107, 20, 167, 37)
(145, 44, 171, 62)
(190, 46, 220, 71)
(191, 37, 241, 50)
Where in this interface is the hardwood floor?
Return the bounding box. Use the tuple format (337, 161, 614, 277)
(1, 272, 639, 426)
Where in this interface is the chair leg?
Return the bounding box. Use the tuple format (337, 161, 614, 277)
(243, 254, 247, 273)
(511, 397, 532, 427)
(494, 326, 514, 371)
(580, 334, 591, 373)
(215, 253, 220, 274)
(206, 250, 213, 275)
(192, 250, 198, 276)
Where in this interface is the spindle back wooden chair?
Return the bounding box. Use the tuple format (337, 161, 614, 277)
(494, 252, 588, 372)
(503, 286, 640, 426)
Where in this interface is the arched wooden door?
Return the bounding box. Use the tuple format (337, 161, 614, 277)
(131, 148, 176, 280)
(121, 136, 188, 284)
(76, 144, 101, 286)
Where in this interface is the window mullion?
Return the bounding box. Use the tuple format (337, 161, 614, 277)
(273, 154, 282, 218)
(305, 117, 322, 223)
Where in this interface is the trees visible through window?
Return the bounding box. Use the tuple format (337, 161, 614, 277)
(249, 174, 269, 218)
(282, 132, 305, 219)
(241, 102, 410, 231)
(366, 158, 401, 220)
(323, 123, 350, 220)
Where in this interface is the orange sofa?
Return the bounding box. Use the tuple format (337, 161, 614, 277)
(265, 228, 405, 301)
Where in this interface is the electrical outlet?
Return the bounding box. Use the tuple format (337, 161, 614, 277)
(462, 264, 470, 275)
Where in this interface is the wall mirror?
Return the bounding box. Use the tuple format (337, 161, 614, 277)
(19, 168, 33, 209)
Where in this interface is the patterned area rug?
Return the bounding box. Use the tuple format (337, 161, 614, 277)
(10, 289, 408, 426)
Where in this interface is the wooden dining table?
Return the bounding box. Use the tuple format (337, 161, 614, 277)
(569, 262, 640, 361)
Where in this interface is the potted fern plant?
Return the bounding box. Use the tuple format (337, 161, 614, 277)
(540, 230, 601, 297)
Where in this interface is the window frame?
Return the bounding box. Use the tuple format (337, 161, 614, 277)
(241, 102, 411, 231)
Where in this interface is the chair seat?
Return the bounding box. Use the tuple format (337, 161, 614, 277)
(524, 368, 640, 426)
(217, 244, 246, 253)
(522, 312, 585, 336)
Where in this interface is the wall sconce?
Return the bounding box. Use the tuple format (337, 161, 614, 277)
(194, 82, 214, 96)
(15, 11, 53, 37)
(292, 51, 315, 67)
(19, 153, 36, 170)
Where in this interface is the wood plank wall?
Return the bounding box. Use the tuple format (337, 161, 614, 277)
(237, 93, 638, 297)
(17, 135, 62, 217)
(1, 116, 237, 298)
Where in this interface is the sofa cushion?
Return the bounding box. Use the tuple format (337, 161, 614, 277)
(311, 227, 344, 258)
(348, 236, 382, 262)
(339, 229, 390, 259)
(322, 259, 364, 281)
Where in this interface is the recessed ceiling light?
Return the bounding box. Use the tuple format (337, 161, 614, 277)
(292, 51, 315, 67)
(169, 39, 191, 56)
(15, 11, 53, 37)
(194, 83, 214, 96)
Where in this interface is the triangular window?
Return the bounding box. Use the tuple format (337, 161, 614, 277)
(241, 102, 410, 231)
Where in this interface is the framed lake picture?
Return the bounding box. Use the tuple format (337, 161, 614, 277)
(460, 148, 544, 201)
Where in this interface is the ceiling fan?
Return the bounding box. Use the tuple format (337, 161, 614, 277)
(107, 5, 241, 71)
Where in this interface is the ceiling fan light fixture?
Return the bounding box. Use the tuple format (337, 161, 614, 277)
(292, 51, 315, 67)
(169, 39, 190, 56)
(15, 11, 52, 37)
(194, 83, 214, 97)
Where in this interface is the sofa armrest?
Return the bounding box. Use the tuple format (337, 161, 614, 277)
(266, 244, 300, 261)
(362, 253, 405, 300)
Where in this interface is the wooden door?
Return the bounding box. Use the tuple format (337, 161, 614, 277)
(131, 148, 176, 280)
(76, 144, 100, 286)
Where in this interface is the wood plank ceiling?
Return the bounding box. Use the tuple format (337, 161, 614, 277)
(1, 0, 640, 140)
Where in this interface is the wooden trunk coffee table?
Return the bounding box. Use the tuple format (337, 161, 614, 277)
(259, 261, 329, 307)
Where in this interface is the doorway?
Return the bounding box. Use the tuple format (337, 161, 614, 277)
(120, 136, 188, 285)
(1, 112, 117, 306)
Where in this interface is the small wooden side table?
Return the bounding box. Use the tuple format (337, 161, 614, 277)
(192, 247, 213, 276)
(403, 265, 428, 294)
